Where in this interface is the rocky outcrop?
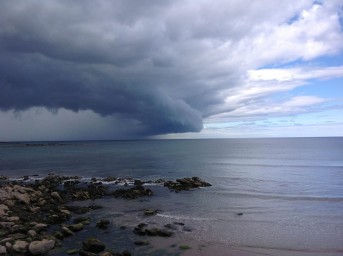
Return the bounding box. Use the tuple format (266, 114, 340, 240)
(164, 177, 211, 192)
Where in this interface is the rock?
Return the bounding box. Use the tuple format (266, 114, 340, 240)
(13, 192, 30, 204)
(5, 242, 12, 251)
(51, 192, 63, 202)
(96, 219, 110, 229)
(179, 245, 191, 250)
(88, 205, 103, 210)
(182, 226, 192, 232)
(0, 238, 14, 244)
(82, 238, 105, 253)
(4, 200, 15, 207)
(0, 204, 9, 216)
(62, 227, 74, 237)
(53, 231, 64, 240)
(66, 249, 79, 254)
(0, 222, 14, 228)
(79, 250, 97, 256)
(145, 228, 159, 236)
(60, 208, 71, 216)
(28, 239, 55, 255)
(100, 252, 113, 256)
(157, 229, 173, 237)
(122, 250, 131, 256)
(0, 245, 6, 254)
(112, 186, 153, 199)
(144, 209, 158, 216)
(12, 240, 29, 253)
(37, 199, 47, 206)
(33, 223, 48, 231)
(7, 216, 19, 222)
(28, 230, 37, 238)
(64, 180, 80, 188)
(102, 176, 116, 182)
(68, 223, 84, 232)
(164, 223, 178, 230)
(134, 180, 143, 186)
(164, 177, 211, 192)
(10, 233, 27, 240)
(66, 206, 91, 214)
(73, 217, 91, 224)
(9, 224, 28, 234)
(134, 240, 150, 246)
(133, 223, 148, 236)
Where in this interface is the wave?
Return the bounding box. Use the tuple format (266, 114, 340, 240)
(212, 162, 343, 168)
(215, 191, 343, 202)
(156, 213, 215, 221)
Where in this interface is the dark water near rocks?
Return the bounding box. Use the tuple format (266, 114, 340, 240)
(1, 138, 343, 255)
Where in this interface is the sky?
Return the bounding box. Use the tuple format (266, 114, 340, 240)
(0, 0, 343, 141)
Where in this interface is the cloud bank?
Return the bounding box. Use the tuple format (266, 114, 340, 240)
(0, 0, 343, 139)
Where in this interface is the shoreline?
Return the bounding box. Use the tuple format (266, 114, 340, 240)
(1, 174, 342, 256)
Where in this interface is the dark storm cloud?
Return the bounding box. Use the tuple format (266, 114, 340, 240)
(0, 0, 205, 136)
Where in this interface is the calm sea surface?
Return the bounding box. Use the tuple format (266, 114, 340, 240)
(1, 138, 343, 254)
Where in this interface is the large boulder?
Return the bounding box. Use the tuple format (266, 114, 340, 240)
(28, 239, 55, 255)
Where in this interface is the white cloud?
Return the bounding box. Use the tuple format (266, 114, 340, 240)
(248, 66, 343, 82)
(283, 96, 327, 107)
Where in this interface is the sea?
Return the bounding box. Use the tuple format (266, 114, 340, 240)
(1, 138, 343, 255)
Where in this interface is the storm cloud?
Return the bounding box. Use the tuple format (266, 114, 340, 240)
(1, 0, 343, 139)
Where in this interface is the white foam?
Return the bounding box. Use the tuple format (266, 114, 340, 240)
(157, 213, 214, 221)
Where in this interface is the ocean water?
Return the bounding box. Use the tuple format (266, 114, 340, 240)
(1, 138, 343, 255)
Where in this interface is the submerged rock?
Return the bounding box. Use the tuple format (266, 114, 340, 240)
(83, 237, 105, 253)
(96, 219, 110, 229)
(61, 227, 74, 237)
(73, 217, 91, 224)
(66, 249, 79, 254)
(68, 223, 84, 232)
(79, 250, 98, 256)
(144, 209, 159, 216)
